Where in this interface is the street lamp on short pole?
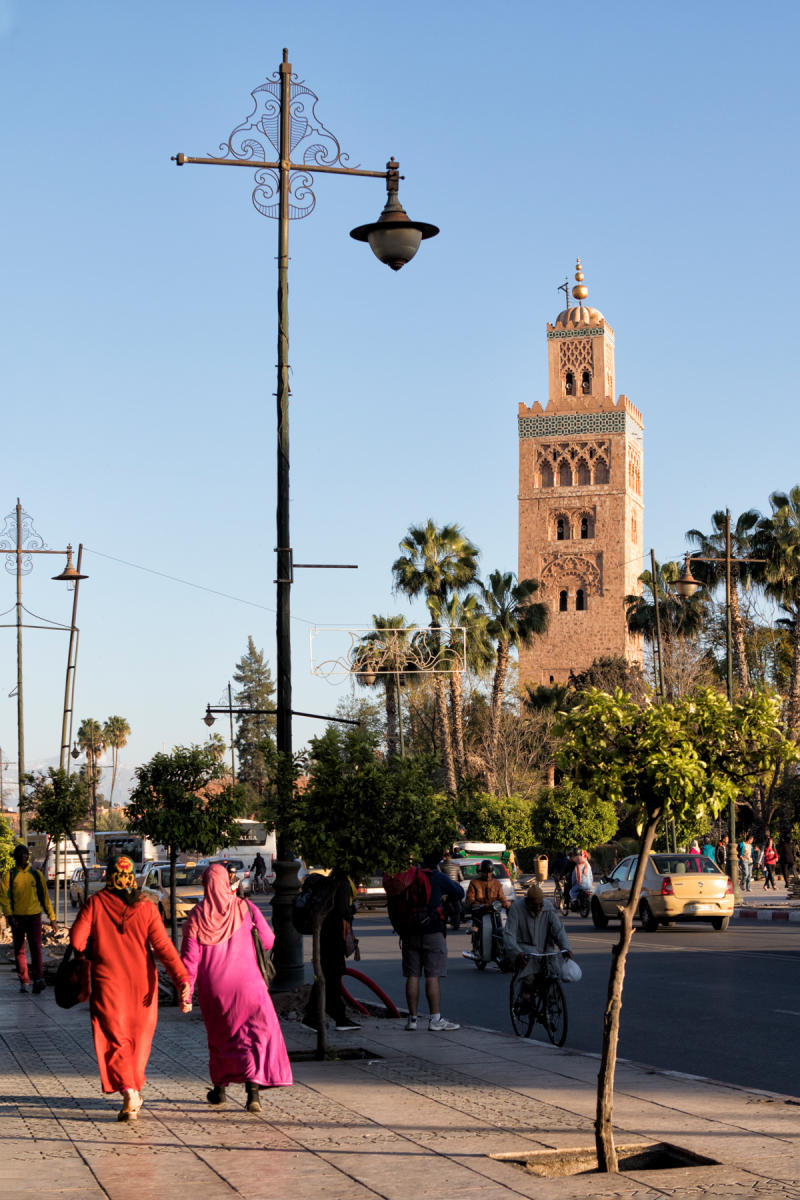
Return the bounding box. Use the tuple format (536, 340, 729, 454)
(175, 48, 438, 987)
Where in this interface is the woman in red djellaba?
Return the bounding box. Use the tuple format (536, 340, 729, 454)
(70, 854, 192, 1121)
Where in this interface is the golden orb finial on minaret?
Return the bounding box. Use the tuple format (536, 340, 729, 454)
(572, 257, 589, 303)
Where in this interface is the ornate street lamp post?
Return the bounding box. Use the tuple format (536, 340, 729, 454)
(174, 50, 438, 986)
(0, 502, 87, 840)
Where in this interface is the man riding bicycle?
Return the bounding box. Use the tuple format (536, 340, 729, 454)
(504, 882, 572, 981)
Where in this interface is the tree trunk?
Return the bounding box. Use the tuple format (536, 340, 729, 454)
(729, 583, 750, 693)
(433, 674, 457, 794)
(595, 807, 662, 1172)
(787, 584, 800, 737)
(109, 748, 119, 807)
(487, 641, 510, 793)
(449, 669, 467, 781)
(169, 845, 178, 946)
(312, 907, 329, 1061)
(385, 676, 399, 758)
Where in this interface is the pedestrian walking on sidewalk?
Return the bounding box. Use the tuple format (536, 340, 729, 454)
(181, 863, 292, 1114)
(778, 833, 796, 887)
(763, 837, 779, 889)
(0, 844, 59, 994)
(739, 835, 754, 892)
(70, 854, 192, 1122)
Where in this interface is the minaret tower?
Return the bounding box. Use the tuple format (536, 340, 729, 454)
(518, 261, 643, 686)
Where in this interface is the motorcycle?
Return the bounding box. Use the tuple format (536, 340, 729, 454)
(461, 900, 512, 971)
(561, 886, 591, 919)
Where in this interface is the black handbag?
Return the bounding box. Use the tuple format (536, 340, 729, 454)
(54, 945, 91, 1009)
(248, 904, 275, 987)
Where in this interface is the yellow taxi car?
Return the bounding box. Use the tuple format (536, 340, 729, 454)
(591, 853, 734, 932)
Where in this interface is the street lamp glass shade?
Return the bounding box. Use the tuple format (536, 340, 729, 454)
(675, 557, 702, 599)
(203, 709, 216, 727)
(350, 194, 438, 271)
(52, 545, 88, 583)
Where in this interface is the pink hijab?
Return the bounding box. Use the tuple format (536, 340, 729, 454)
(182, 863, 248, 946)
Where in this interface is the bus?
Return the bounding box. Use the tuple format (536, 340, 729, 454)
(94, 831, 160, 871)
(215, 820, 276, 877)
(27, 831, 93, 884)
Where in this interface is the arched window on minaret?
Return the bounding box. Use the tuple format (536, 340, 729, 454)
(558, 460, 572, 487)
(581, 370, 592, 394)
(556, 516, 569, 541)
(576, 588, 586, 611)
(559, 590, 568, 612)
(565, 371, 575, 396)
(594, 458, 609, 485)
(580, 515, 592, 539)
(576, 458, 590, 485)
(540, 460, 554, 488)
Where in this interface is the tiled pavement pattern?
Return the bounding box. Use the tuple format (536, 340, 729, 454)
(1, 988, 799, 1199)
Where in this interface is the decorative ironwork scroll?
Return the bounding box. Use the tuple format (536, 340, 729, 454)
(0, 507, 46, 575)
(310, 627, 467, 681)
(215, 69, 350, 219)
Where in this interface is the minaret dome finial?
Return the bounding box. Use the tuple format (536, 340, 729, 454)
(572, 257, 589, 303)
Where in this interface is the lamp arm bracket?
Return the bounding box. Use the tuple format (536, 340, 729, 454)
(172, 153, 397, 183)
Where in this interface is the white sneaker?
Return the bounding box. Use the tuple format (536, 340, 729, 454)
(429, 1016, 460, 1031)
(404, 1015, 417, 1031)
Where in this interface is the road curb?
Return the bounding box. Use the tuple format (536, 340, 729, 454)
(736, 906, 800, 921)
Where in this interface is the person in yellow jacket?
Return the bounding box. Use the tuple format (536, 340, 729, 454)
(0, 844, 59, 993)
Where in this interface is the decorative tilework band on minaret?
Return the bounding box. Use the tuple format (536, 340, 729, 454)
(517, 262, 644, 686)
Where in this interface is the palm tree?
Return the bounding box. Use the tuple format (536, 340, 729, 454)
(77, 717, 105, 797)
(440, 592, 494, 782)
(353, 615, 413, 757)
(479, 570, 548, 792)
(392, 521, 479, 793)
(686, 509, 761, 693)
(625, 561, 707, 696)
(103, 715, 130, 808)
(755, 487, 800, 736)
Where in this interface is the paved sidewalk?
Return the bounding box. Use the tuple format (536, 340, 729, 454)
(2, 981, 800, 1200)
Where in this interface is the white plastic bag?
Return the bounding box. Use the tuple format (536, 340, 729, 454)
(561, 957, 582, 983)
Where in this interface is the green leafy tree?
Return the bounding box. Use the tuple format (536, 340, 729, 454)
(27, 768, 92, 900)
(127, 745, 240, 943)
(103, 715, 131, 808)
(458, 790, 533, 848)
(353, 615, 413, 758)
(392, 520, 480, 793)
(0, 812, 15, 873)
(529, 783, 618, 853)
(77, 717, 106, 792)
(263, 726, 458, 1056)
(233, 637, 277, 802)
(479, 571, 548, 793)
(558, 686, 797, 1172)
(686, 509, 761, 693)
(756, 488, 800, 735)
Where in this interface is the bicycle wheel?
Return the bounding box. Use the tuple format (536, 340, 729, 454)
(543, 979, 568, 1047)
(509, 970, 535, 1038)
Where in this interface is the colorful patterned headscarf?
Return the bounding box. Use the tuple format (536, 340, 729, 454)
(106, 854, 137, 892)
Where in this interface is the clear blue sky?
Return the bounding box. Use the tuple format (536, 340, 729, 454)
(1, 0, 797, 800)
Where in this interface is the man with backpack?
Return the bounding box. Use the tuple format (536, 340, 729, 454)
(384, 851, 463, 1032)
(0, 843, 59, 993)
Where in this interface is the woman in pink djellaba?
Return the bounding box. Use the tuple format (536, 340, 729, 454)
(181, 862, 292, 1112)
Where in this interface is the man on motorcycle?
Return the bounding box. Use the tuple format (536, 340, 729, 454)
(465, 860, 511, 911)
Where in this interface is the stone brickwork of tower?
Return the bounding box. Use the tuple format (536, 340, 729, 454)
(518, 262, 643, 687)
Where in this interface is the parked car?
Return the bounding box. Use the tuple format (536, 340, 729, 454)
(192, 857, 252, 896)
(139, 862, 205, 922)
(69, 865, 106, 908)
(591, 853, 734, 931)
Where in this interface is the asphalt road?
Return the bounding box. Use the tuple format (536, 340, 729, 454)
(345, 908, 800, 1098)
